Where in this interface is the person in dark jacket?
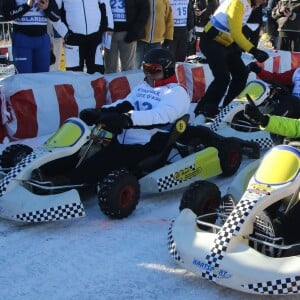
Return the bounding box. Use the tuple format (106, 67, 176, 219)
(104, 0, 150, 73)
(242, 4, 264, 47)
(190, 0, 219, 56)
(1, 0, 60, 73)
(271, 0, 300, 51)
(169, 0, 195, 62)
(193, 0, 219, 32)
(265, 0, 279, 48)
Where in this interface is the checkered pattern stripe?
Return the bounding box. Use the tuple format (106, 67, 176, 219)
(157, 165, 196, 192)
(201, 193, 258, 282)
(244, 276, 300, 295)
(210, 103, 275, 149)
(168, 219, 183, 263)
(14, 202, 85, 223)
(0, 148, 48, 196)
(210, 103, 238, 132)
(247, 137, 274, 149)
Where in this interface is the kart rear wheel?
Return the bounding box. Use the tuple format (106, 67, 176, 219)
(180, 180, 221, 226)
(98, 168, 140, 219)
(0, 144, 33, 171)
(217, 140, 242, 177)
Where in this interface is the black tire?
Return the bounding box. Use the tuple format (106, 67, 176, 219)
(267, 79, 291, 96)
(217, 140, 242, 177)
(0, 144, 33, 171)
(98, 168, 140, 219)
(180, 180, 221, 227)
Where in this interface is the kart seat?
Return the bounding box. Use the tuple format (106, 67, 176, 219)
(135, 114, 190, 176)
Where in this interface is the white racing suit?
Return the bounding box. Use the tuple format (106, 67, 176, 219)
(52, 0, 114, 73)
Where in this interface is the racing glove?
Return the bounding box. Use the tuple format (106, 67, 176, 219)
(101, 101, 134, 114)
(64, 30, 85, 46)
(79, 108, 102, 126)
(247, 62, 262, 74)
(244, 97, 269, 127)
(98, 112, 133, 134)
(249, 47, 269, 63)
(162, 39, 172, 48)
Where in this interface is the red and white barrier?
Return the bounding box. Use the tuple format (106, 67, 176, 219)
(0, 50, 297, 145)
(176, 63, 211, 103)
(105, 70, 144, 103)
(0, 71, 106, 140)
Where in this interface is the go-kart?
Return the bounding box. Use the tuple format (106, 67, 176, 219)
(195, 79, 293, 149)
(0, 114, 247, 223)
(168, 142, 300, 295)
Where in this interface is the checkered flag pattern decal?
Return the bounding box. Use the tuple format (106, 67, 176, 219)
(0, 148, 86, 222)
(157, 165, 196, 192)
(210, 103, 237, 132)
(244, 276, 300, 295)
(210, 103, 274, 149)
(250, 137, 274, 149)
(14, 202, 85, 223)
(201, 192, 258, 282)
(0, 148, 48, 196)
(168, 219, 183, 263)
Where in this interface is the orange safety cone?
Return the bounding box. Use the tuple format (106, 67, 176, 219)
(196, 37, 202, 56)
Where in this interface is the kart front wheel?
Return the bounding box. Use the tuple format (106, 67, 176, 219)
(179, 180, 221, 223)
(0, 144, 33, 171)
(97, 168, 140, 219)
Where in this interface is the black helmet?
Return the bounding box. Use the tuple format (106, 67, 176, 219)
(143, 48, 175, 78)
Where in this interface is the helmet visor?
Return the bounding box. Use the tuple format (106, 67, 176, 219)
(143, 63, 163, 74)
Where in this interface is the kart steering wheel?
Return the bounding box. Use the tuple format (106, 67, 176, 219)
(264, 79, 291, 97)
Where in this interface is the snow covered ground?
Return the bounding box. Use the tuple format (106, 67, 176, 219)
(0, 155, 298, 300)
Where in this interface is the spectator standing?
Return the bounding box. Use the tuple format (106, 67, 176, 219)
(193, 0, 219, 52)
(265, 0, 279, 48)
(135, 0, 174, 69)
(271, 0, 300, 51)
(104, 0, 150, 73)
(52, 0, 114, 74)
(0, 0, 60, 73)
(193, 0, 219, 30)
(194, 0, 269, 119)
(47, 21, 63, 71)
(243, 4, 264, 47)
(169, 0, 194, 62)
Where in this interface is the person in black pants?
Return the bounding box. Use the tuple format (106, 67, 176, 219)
(194, 0, 269, 119)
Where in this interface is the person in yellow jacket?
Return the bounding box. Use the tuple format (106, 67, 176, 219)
(135, 0, 174, 68)
(244, 98, 300, 138)
(194, 0, 269, 118)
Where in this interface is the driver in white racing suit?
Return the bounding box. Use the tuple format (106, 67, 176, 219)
(33, 48, 190, 185)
